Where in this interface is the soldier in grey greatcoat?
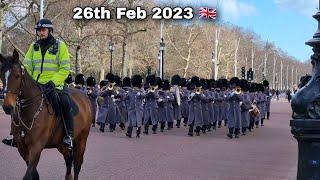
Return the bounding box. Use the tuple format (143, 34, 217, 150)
(158, 80, 175, 132)
(114, 76, 127, 130)
(86, 75, 99, 127)
(207, 79, 216, 131)
(180, 78, 190, 126)
(200, 79, 213, 133)
(263, 80, 272, 120)
(97, 73, 119, 132)
(125, 75, 144, 138)
(240, 79, 251, 135)
(187, 76, 204, 136)
(226, 77, 243, 139)
(171, 75, 182, 128)
(143, 75, 159, 134)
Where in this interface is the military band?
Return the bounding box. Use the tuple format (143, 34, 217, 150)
(69, 73, 272, 139)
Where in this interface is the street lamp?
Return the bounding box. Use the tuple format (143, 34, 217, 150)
(290, 0, 320, 179)
(159, 38, 165, 79)
(108, 40, 115, 73)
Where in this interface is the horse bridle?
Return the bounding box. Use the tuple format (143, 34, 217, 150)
(5, 65, 46, 131)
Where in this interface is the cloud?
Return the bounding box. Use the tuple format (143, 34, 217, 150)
(156, 0, 257, 20)
(274, 0, 318, 16)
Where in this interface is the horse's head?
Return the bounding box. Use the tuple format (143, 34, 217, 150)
(0, 49, 24, 115)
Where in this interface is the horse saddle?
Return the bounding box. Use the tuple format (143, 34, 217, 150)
(41, 85, 79, 118)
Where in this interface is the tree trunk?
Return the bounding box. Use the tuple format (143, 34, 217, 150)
(234, 37, 240, 77)
(280, 61, 283, 90)
(121, 38, 129, 78)
(272, 55, 277, 89)
(0, 7, 3, 54)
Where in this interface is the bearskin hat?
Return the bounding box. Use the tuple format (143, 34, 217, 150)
(229, 77, 240, 88)
(132, 75, 143, 88)
(100, 80, 108, 88)
(75, 74, 85, 85)
(200, 79, 208, 90)
(162, 80, 170, 90)
(113, 75, 122, 87)
(187, 82, 194, 90)
(105, 73, 115, 83)
(180, 78, 187, 87)
(86, 74, 96, 87)
(171, 75, 181, 86)
(122, 77, 131, 87)
(262, 80, 270, 87)
(240, 79, 248, 92)
(65, 73, 73, 84)
(191, 76, 201, 87)
(209, 79, 216, 89)
(146, 75, 157, 86)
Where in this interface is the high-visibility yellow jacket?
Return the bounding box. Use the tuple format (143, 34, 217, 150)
(23, 40, 71, 90)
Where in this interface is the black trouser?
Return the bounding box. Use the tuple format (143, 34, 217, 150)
(57, 91, 74, 137)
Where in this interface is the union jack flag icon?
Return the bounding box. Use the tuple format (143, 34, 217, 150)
(199, 7, 217, 20)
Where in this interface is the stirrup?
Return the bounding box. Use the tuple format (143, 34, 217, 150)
(63, 136, 73, 150)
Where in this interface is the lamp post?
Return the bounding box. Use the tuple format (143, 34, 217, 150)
(290, 1, 320, 179)
(159, 38, 165, 79)
(108, 40, 115, 74)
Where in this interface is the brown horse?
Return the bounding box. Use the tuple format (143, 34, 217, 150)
(0, 49, 92, 180)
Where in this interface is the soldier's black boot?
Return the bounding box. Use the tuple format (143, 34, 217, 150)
(224, 119, 228, 126)
(183, 118, 188, 126)
(109, 124, 114, 132)
(195, 126, 201, 136)
(255, 120, 259, 128)
(126, 126, 133, 138)
(212, 121, 217, 130)
(152, 125, 157, 134)
(188, 125, 194, 136)
(242, 127, 247, 135)
(160, 122, 165, 132)
(261, 118, 265, 126)
(207, 123, 212, 132)
(143, 124, 149, 135)
(119, 122, 125, 130)
(227, 128, 234, 139)
(218, 121, 222, 128)
(235, 128, 240, 138)
(63, 119, 74, 150)
(136, 127, 141, 138)
(167, 122, 172, 130)
(267, 112, 270, 120)
(99, 123, 105, 132)
(176, 119, 181, 128)
(201, 125, 207, 133)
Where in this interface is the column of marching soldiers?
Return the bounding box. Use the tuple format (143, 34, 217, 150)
(66, 72, 271, 139)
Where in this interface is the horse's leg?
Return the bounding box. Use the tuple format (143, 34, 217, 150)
(73, 138, 87, 180)
(57, 146, 73, 180)
(23, 145, 42, 180)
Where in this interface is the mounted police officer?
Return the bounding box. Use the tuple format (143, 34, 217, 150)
(3, 19, 74, 149)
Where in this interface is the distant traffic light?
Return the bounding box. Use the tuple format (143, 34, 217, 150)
(247, 68, 254, 81)
(241, 67, 246, 79)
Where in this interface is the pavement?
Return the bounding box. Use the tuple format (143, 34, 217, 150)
(0, 100, 297, 180)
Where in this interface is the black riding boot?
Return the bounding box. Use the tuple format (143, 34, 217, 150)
(136, 127, 141, 138)
(126, 126, 133, 138)
(267, 112, 270, 120)
(227, 128, 234, 139)
(59, 92, 74, 150)
(195, 126, 201, 136)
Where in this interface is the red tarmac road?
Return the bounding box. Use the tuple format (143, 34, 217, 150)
(0, 100, 297, 180)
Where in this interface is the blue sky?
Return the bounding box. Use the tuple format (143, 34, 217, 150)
(159, 0, 318, 62)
